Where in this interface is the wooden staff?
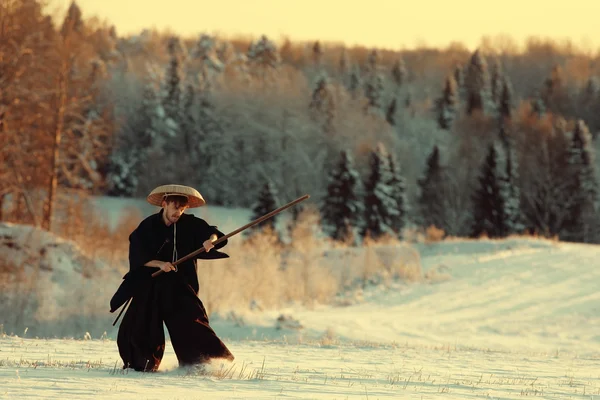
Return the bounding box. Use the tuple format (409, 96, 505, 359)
(112, 298, 130, 326)
(151, 194, 310, 278)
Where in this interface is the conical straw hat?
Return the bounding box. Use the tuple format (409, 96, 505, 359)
(147, 184, 206, 208)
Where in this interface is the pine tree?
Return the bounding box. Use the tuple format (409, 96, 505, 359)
(405, 91, 412, 109)
(178, 80, 223, 197)
(320, 150, 364, 243)
(471, 143, 514, 238)
(248, 180, 280, 236)
(464, 49, 494, 116)
(391, 58, 407, 88)
(60, 1, 83, 38)
(417, 146, 447, 232)
(490, 59, 503, 107)
(162, 37, 182, 138)
(498, 76, 514, 121)
(247, 35, 281, 75)
(499, 124, 524, 234)
(181, 83, 197, 159)
(579, 77, 600, 138)
(583, 76, 600, 101)
(309, 74, 336, 133)
(563, 120, 600, 242)
(365, 73, 385, 114)
(190, 34, 224, 83)
(454, 64, 465, 100)
(366, 49, 379, 74)
(387, 152, 408, 236)
(435, 74, 459, 130)
(362, 143, 397, 239)
(107, 84, 158, 196)
(531, 93, 546, 118)
(106, 152, 139, 197)
(541, 65, 572, 116)
(347, 65, 362, 98)
(386, 98, 397, 125)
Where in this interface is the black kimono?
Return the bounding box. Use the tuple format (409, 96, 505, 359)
(112, 210, 234, 371)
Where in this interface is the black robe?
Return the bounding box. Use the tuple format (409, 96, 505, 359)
(112, 210, 234, 371)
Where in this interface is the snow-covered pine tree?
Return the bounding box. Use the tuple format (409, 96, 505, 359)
(417, 145, 447, 232)
(499, 124, 524, 234)
(320, 150, 364, 243)
(347, 65, 362, 98)
(490, 59, 503, 108)
(364, 73, 385, 115)
(404, 91, 412, 110)
(189, 34, 224, 85)
(247, 180, 280, 237)
(435, 74, 459, 130)
(362, 143, 398, 239)
(498, 76, 514, 121)
(583, 76, 600, 102)
(391, 58, 407, 89)
(563, 120, 600, 243)
(180, 82, 197, 160)
(366, 49, 379, 74)
(106, 83, 158, 196)
(386, 98, 397, 126)
(578, 77, 600, 138)
(531, 93, 546, 119)
(106, 151, 139, 197)
(541, 65, 572, 117)
(471, 142, 513, 238)
(454, 64, 465, 100)
(175, 75, 225, 202)
(162, 36, 183, 136)
(247, 35, 281, 79)
(309, 74, 336, 133)
(387, 151, 408, 236)
(464, 49, 494, 116)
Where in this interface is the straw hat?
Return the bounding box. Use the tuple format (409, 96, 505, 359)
(146, 184, 206, 208)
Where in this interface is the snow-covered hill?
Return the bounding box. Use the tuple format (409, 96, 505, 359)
(2, 195, 600, 399)
(0, 222, 122, 337)
(228, 237, 600, 356)
(1, 226, 600, 399)
(2, 196, 599, 359)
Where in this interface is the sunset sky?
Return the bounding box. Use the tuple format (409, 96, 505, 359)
(51, 0, 600, 51)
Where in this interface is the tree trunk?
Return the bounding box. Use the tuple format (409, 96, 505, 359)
(43, 60, 68, 231)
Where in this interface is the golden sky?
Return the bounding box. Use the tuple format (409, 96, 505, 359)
(51, 0, 600, 51)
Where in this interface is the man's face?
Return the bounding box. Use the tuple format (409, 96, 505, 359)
(162, 200, 189, 225)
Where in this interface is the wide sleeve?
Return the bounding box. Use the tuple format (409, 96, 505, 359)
(193, 218, 230, 260)
(209, 224, 228, 250)
(128, 227, 155, 271)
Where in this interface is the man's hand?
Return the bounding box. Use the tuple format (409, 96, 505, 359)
(160, 261, 176, 272)
(203, 234, 217, 252)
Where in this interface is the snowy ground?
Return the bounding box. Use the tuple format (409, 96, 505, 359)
(2, 229, 600, 399)
(2, 196, 600, 399)
(1, 335, 598, 399)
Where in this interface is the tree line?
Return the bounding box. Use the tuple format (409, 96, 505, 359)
(1, 0, 599, 243)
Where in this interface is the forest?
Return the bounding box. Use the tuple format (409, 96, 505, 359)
(2, 0, 600, 244)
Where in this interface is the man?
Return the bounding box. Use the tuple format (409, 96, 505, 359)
(113, 184, 234, 372)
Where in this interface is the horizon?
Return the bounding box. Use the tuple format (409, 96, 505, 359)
(48, 0, 600, 52)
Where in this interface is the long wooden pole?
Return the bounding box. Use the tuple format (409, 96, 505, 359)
(151, 194, 310, 278)
(112, 297, 130, 326)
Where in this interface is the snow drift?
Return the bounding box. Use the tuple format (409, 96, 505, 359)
(0, 222, 121, 338)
